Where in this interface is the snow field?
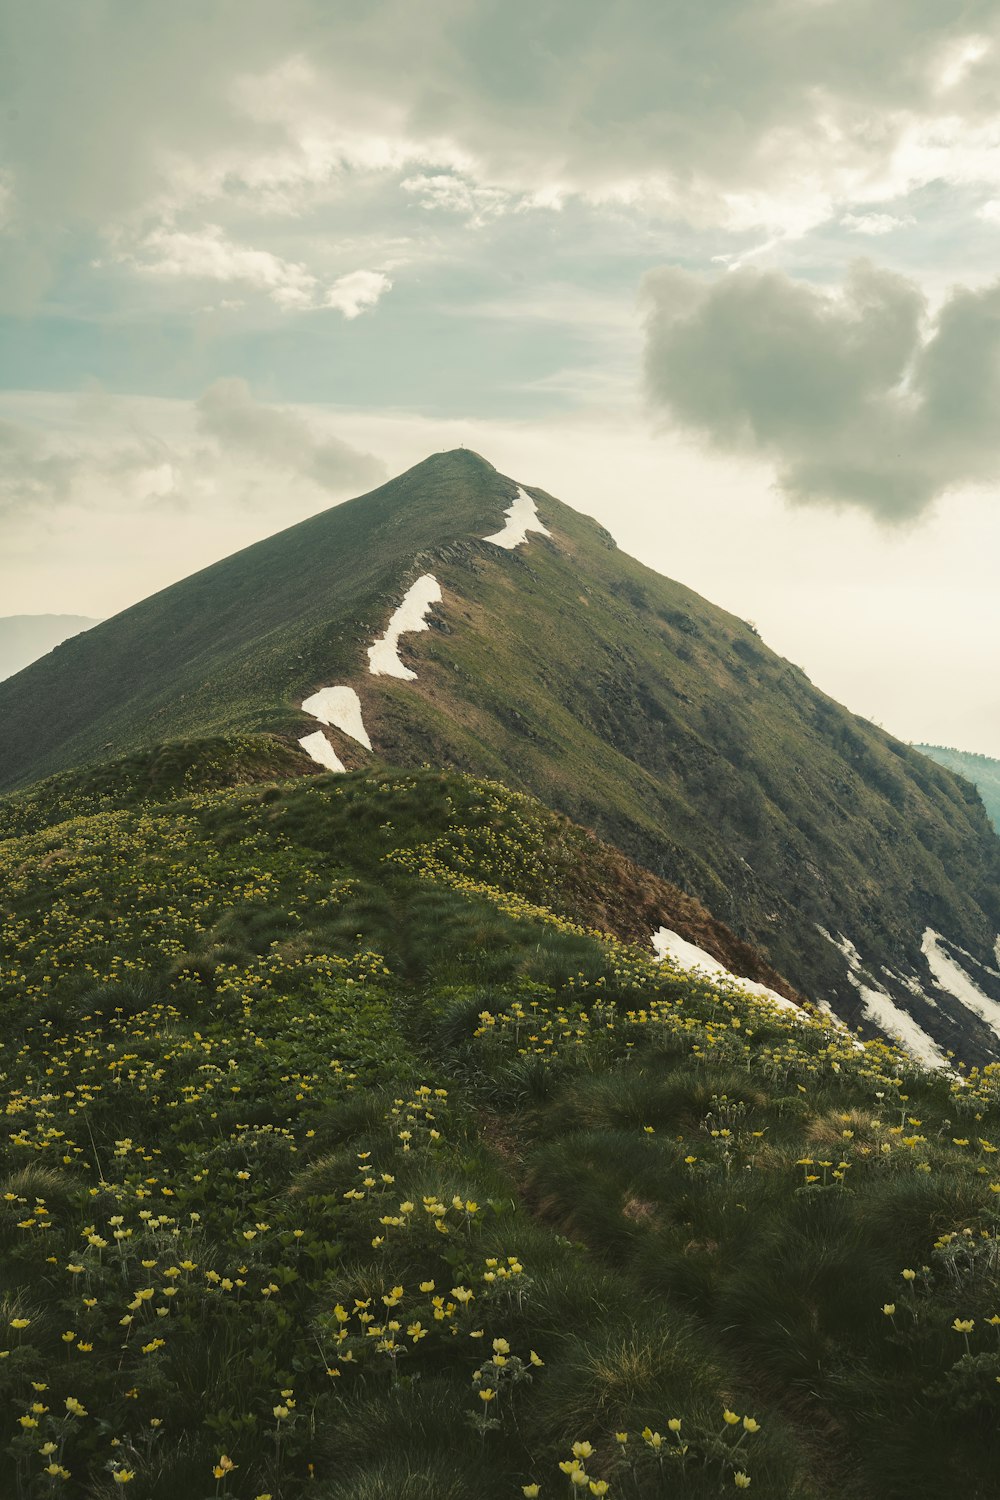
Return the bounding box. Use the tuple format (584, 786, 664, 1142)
(651, 926, 798, 1012)
(922, 927, 1000, 1034)
(483, 487, 551, 550)
(367, 575, 442, 680)
(824, 930, 948, 1070)
(300, 685, 372, 749)
(298, 731, 347, 774)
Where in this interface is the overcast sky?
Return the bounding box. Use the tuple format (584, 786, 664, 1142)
(3, 1, 1000, 752)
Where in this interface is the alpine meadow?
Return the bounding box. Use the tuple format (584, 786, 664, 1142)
(7, 5, 1000, 1499)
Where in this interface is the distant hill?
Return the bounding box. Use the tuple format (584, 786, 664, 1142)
(0, 614, 99, 681)
(1, 450, 999, 1061)
(916, 744, 1000, 833)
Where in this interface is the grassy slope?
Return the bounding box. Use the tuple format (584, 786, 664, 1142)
(916, 745, 1000, 835)
(1, 450, 998, 1026)
(0, 739, 800, 1005)
(2, 766, 1000, 1499)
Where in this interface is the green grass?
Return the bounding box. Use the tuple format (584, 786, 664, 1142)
(2, 764, 1000, 1496)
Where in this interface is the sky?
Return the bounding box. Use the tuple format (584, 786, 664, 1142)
(3, 0, 1000, 752)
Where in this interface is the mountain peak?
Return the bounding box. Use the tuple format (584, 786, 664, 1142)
(3, 455, 1000, 1068)
(369, 446, 504, 514)
(420, 446, 497, 471)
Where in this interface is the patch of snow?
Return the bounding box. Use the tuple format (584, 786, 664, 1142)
(483, 487, 551, 550)
(922, 927, 1000, 1034)
(301, 685, 372, 749)
(823, 929, 948, 1070)
(298, 731, 346, 774)
(367, 574, 442, 680)
(651, 927, 798, 1012)
(943, 935, 1000, 982)
(855, 988, 950, 1071)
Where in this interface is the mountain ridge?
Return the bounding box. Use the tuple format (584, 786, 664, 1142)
(2, 449, 1000, 1062)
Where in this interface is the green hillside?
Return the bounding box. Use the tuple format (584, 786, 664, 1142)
(1, 450, 999, 1042)
(916, 745, 1000, 835)
(3, 759, 1000, 1498)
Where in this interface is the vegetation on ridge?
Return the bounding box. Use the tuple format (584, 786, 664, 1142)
(2, 763, 1000, 1498)
(1, 450, 998, 1029)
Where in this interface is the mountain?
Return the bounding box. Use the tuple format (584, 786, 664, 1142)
(0, 613, 99, 681)
(916, 744, 1000, 834)
(1, 762, 999, 1498)
(2, 449, 1000, 1063)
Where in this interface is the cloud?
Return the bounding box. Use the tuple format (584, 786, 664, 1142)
(114, 225, 391, 314)
(0, 385, 384, 531)
(122, 226, 319, 309)
(840, 212, 914, 236)
(195, 378, 385, 490)
(0, 420, 76, 514)
(323, 270, 392, 319)
(0, 410, 185, 519)
(8, 1, 1000, 315)
(400, 173, 511, 224)
(642, 259, 1000, 521)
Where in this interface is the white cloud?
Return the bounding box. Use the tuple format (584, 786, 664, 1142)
(400, 173, 511, 223)
(114, 224, 390, 315)
(323, 269, 392, 318)
(934, 35, 992, 93)
(840, 212, 914, 236)
(125, 225, 318, 307)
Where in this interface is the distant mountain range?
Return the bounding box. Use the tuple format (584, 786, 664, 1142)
(2, 450, 999, 1064)
(0, 614, 99, 682)
(916, 744, 1000, 834)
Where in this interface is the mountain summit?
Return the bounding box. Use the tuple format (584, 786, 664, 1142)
(3, 449, 1000, 1058)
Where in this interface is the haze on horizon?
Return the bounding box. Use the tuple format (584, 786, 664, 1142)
(3, 2, 1000, 754)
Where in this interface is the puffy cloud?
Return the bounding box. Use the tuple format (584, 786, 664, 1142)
(642, 259, 1000, 521)
(113, 226, 390, 314)
(323, 270, 392, 319)
(121, 226, 319, 308)
(195, 378, 385, 490)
